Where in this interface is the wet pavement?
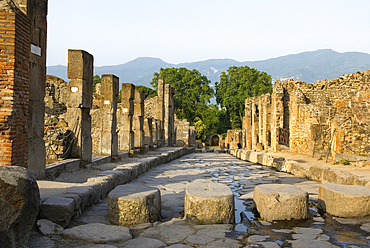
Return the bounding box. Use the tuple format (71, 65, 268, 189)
(32, 152, 370, 248)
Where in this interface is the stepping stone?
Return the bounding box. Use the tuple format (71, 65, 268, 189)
(318, 183, 370, 218)
(108, 185, 161, 226)
(61, 223, 131, 243)
(184, 182, 234, 224)
(253, 184, 308, 221)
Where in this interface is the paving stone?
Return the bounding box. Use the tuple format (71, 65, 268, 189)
(248, 235, 269, 242)
(289, 240, 340, 248)
(122, 237, 167, 248)
(167, 244, 193, 248)
(28, 236, 55, 248)
(62, 223, 132, 243)
(194, 224, 233, 239)
(205, 238, 243, 248)
(75, 246, 118, 248)
(36, 219, 63, 236)
(140, 220, 196, 245)
(360, 223, 370, 232)
(184, 234, 215, 246)
(66, 187, 93, 212)
(245, 242, 280, 248)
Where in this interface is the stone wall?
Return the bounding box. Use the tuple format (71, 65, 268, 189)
(243, 70, 370, 159)
(225, 129, 242, 149)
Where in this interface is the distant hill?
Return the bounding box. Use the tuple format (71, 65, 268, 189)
(47, 49, 370, 88)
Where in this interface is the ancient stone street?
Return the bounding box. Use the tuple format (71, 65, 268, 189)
(30, 152, 370, 247)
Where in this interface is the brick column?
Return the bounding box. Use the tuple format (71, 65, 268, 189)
(0, 8, 30, 167)
(100, 74, 119, 156)
(117, 83, 135, 152)
(66, 50, 93, 165)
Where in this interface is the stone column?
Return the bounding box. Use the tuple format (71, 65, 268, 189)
(66, 50, 93, 165)
(0, 4, 30, 168)
(245, 98, 252, 150)
(157, 79, 165, 145)
(152, 119, 158, 145)
(144, 117, 153, 147)
(164, 84, 174, 146)
(133, 90, 144, 150)
(28, 0, 48, 178)
(100, 74, 119, 156)
(117, 83, 135, 152)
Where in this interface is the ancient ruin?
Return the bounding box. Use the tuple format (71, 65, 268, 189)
(243, 71, 370, 163)
(2, 1, 370, 247)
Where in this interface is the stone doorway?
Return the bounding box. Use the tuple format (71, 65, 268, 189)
(211, 135, 219, 146)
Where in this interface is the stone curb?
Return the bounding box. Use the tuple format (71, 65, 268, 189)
(40, 147, 195, 227)
(229, 149, 370, 187)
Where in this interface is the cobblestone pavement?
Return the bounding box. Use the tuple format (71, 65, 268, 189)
(31, 152, 370, 248)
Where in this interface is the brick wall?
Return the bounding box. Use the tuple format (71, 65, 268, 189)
(0, 9, 30, 166)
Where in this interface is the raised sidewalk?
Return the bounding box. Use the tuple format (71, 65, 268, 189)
(230, 149, 370, 187)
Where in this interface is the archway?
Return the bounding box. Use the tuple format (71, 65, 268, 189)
(211, 135, 219, 146)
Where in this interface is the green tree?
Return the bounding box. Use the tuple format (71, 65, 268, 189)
(194, 117, 207, 140)
(93, 75, 101, 93)
(135, 85, 157, 99)
(215, 66, 272, 129)
(151, 67, 214, 122)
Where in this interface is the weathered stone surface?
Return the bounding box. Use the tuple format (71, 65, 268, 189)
(28, 236, 55, 248)
(184, 234, 215, 246)
(66, 186, 93, 211)
(167, 245, 193, 248)
(37, 219, 63, 236)
(204, 238, 243, 248)
(253, 184, 309, 221)
(0, 166, 40, 248)
(75, 245, 117, 248)
(62, 223, 132, 243)
(318, 183, 370, 218)
(185, 182, 234, 224)
(108, 185, 161, 226)
(122, 237, 167, 248)
(140, 218, 195, 245)
(40, 196, 74, 227)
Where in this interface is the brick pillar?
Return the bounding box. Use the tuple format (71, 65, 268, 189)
(117, 83, 134, 152)
(133, 89, 144, 150)
(0, 7, 30, 167)
(28, 0, 48, 178)
(100, 74, 119, 156)
(66, 50, 93, 165)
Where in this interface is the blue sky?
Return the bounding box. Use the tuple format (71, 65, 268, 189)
(47, 0, 370, 66)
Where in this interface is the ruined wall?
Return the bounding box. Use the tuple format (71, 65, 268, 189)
(243, 70, 370, 158)
(175, 115, 190, 147)
(117, 83, 135, 152)
(225, 129, 242, 149)
(44, 75, 73, 163)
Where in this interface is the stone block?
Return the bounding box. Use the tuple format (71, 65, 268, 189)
(322, 169, 356, 185)
(58, 193, 81, 211)
(28, 138, 46, 178)
(82, 182, 103, 204)
(249, 152, 259, 163)
(66, 186, 93, 211)
(68, 49, 93, 81)
(307, 165, 330, 182)
(261, 154, 274, 167)
(241, 150, 252, 161)
(273, 157, 285, 171)
(40, 196, 74, 228)
(108, 185, 161, 226)
(290, 162, 310, 178)
(87, 175, 114, 195)
(0, 166, 40, 248)
(318, 183, 370, 218)
(97, 170, 128, 187)
(184, 182, 234, 224)
(253, 184, 309, 221)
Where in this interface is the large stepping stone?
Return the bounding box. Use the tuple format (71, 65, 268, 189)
(108, 185, 161, 226)
(61, 223, 131, 243)
(184, 182, 234, 224)
(122, 237, 167, 248)
(318, 182, 370, 218)
(253, 184, 308, 221)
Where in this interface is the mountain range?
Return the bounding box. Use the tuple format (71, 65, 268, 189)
(47, 49, 370, 88)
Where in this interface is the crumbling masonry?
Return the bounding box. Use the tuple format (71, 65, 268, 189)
(242, 70, 370, 160)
